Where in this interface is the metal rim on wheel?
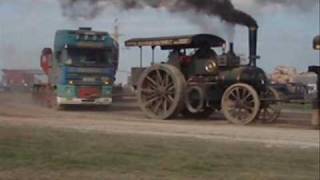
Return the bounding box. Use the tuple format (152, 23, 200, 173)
(137, 64, 186, 119)
(222, 83, 260, 125)
(258, 87, 282, 123)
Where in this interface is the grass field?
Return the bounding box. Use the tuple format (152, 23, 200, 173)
(0, 124, 318, 180)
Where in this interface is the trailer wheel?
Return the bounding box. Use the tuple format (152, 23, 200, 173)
(137, 64, 186, 119)
(222, 83, 260, 125)
(258, 87, 282, 123)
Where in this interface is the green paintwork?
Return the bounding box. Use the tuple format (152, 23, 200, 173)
(57, 85, 113, 99)
(218, 67, 267, 87)
(102, 86, 113, 97)
(57, 85, 77, 99)
(45, 28, 119, 105)
(50, 28, 119, 86)
(57, 85, 113, 98)
(54, 30, 116, 55)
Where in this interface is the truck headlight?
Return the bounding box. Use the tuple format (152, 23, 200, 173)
(102, 77, 112, 85)
(69, 80, 74, 85)
(205, 60, 218, 74)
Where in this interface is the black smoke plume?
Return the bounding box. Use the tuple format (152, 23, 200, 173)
(254, 0, 318, 11)
(169, 0, 258, 27)
(59, 0, 258, 28)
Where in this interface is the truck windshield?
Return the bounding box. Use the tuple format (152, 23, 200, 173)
(66, 48, 112, 67)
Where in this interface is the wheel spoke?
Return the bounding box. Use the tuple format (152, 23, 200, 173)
(229, 108, 238, 117)
(241, 89, 248, 99)
(229, 93, 237, 100)
(166, 83, 175, 91)
(146, 76, 157, 87)
(231, 88, 240, 100)
(235, 88, 241, 97)
(225, 101, 236, 110)
(153, 99, 163, 114)
(262, 110, 267, 120)
(243, 103, 254, 109)
(163, 97, 168, 113)
(243, 92, 252, 101)
(243, 109, 249, 119)
(144, 93, 158, 101)
(238, 109, 244, 121)
(141, 88, 155, 94)
(264, 108, 272, 118)
(236, 108, 243, 120)
(156, 70, 163, 85)
(167, 94, 175, 102)
(267, 106, 276, 113)
(145, 96, 160, 107)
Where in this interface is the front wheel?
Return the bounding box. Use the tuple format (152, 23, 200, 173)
(221, 83, 260, 125)
(47, 87, 64, 110)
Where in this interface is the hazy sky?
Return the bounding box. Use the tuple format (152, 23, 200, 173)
(0, 0, 319, 83)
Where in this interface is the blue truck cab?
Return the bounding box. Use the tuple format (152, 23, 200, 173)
(50, 27, 119, 106)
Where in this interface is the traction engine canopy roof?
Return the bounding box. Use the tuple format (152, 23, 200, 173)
(125, 34, 226, 50)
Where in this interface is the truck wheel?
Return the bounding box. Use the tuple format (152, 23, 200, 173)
(258, 87, 282, 123)
(47, 86, 64, 110)
(222, 83, 260, 125)
(137, 64, 186, 119)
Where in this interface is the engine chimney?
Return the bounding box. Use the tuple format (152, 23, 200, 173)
(249, 27, 258, 66)
(229, 42, 235, 55)
(313, 35, 320, 50)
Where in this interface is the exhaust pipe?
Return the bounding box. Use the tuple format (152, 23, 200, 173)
(249, 27, 258, 66)
(229, 42, 234, 53)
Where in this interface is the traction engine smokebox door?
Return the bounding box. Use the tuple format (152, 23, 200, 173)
(78, 87, 101, 99)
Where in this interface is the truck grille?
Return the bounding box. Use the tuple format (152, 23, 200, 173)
(78, 87, 101, 99)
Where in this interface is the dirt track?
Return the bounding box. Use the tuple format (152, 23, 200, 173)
(0, 92, 319, 148)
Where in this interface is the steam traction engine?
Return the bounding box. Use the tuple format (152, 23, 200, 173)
(33, 27, 119, 109)
(126, 28, 282, 125)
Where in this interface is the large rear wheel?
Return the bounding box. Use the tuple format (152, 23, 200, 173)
(137, 64, 186, 119)
(221, 83, 260, 125)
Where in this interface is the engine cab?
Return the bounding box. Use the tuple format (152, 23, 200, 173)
(177, 42, 241, 77)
